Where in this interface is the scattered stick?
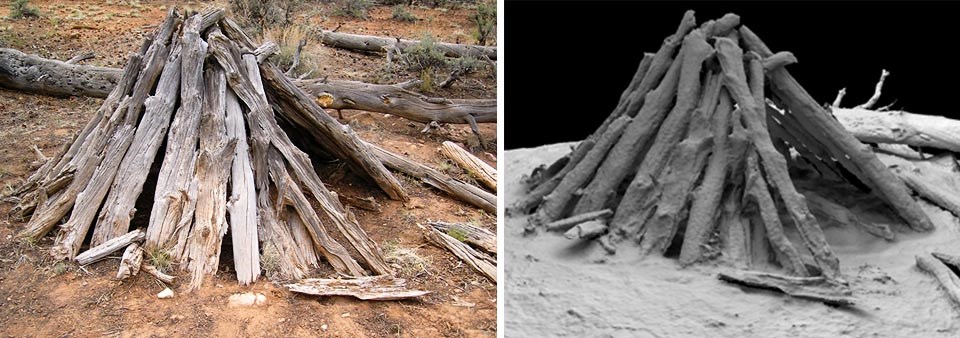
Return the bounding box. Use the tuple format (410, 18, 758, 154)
(543, 209, 613, 233)
(563, 220, 608, 240)
(422, 223, 496, 282)
(65, 52, 95, 64)
(286, 276, 430, 301)
(75, 229, 145, 266)
(855, 69, 890, 109)
(142, 264, 176, 284)
(718, 270, 855, 306)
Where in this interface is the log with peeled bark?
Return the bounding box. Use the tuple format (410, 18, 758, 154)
(318, 30, 496, 60)
(0, 47, 496, 127)
(439, 141, 496, 191)
(422, 222, 496, 282)
(833, 107, 960, 153)
(364, 141, 496, 213)
(286, 276, 430, 301)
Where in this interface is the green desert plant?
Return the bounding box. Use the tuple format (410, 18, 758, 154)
(391, 5, 417, 22)
(471, 1, 495, 46)
(9, 0, 40, 19)
(334, 0, 372, 20)
(446, 226, 468, 243)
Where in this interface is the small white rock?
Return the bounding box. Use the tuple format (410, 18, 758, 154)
(341, 312, 350, 318)
(321, 324, 328, 331)
(157, 288, 174, 299)
(228, 292, 267, 307)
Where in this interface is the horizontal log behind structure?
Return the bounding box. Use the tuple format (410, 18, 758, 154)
(319, 30, 496, 59)
(0, 48, 495, 125)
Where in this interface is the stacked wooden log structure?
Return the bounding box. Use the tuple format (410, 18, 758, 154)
(4, 9, 424, 291)
(512, 10, 934, 281)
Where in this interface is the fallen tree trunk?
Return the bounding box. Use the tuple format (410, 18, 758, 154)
(318, 30, 496, 60)
(439, 141, 496, 191)
(0, 47, 496, 126)
(833, 107, 960, 153)
(718, 270, 855, 306)
(421, 222, 496, 282)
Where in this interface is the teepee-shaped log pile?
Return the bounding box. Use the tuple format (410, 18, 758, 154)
(6, 9, 411, 291)
(513, 11, 933, 279)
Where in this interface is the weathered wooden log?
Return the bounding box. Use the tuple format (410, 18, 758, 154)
(718, 270, 855, 306)
(833, 107, 960, 153)
(301, 79, 496, 124)
(678, 89, 733, 265)
(509, 140, 592, 215)
(740, 25, 934, 232)
(743, 152, 808, 275)
(543, 209, 613, 233)
(116, 243, 144, 280)
(225, 84, 260, 285)
(319, 30, 496, 59)
(439, 141, 496, 191)
(284, 207, 321, 269)
(716, 37, 840, 279)
(611, 29, 714, 241)
(365, 141, 496, 213)
(183, 66, 237, 291)
(339, 195, 381, 212)
(533, 115, 631, 224)
(146, 14, 205, 258)
(428, 221, 496, 254)
(422, 223, 496, 282)
(210, 31, 392, 276)
(639, 61, 722, 256)
(916, 253, 960, 309)
(572, 19, 695, 216)
(76, 229, 145, 265)
(286, 276, 430, 300)
(876, 153, 960, 217)
(0, 47, 120, 98)
(93, 35, 182, 247)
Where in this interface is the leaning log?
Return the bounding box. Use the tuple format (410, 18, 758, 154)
(0, 47, 496, 126)
(75, 229, 145, 265)
(916, 253, 960, 309)
(318, 30, 496, 59)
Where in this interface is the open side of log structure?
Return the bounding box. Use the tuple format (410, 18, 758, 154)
(512, 11, 933, 284)
(3, 9, 434, 292)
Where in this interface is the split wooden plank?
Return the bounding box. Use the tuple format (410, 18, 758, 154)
(916, 253, 960, 309)
(284, 207, 320, 269)
(365, 141, 496, 213)
(225, 85, 260, 285)
(718, 270, 855, 306)
(116, 243, 144, 280)
(183, 66, 237, 291)
(739, 25, 934, 233)
(76, 229, 145, 265)
(428, 221, 496, 254)
(423, 223, 496, 282)
(286, 276, 430, 301)
(439, 141, 496, 191)
(543, 209, 613, 233)
(93, 35, 183, 247)
(715, 37, 840, 279)
(146, 14, 206, 257)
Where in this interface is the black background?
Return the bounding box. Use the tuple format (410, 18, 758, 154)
(505, 1, 960, 149)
